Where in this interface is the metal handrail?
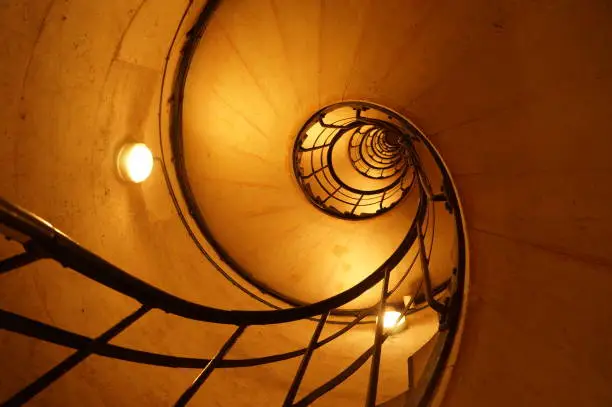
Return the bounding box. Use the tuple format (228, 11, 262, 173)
(0, 163, 461, 407)
(0, 301, 430, 370)
(0, 1, 466, 405)
(0, 158, 459, 406)
(0, 193, 425, 326)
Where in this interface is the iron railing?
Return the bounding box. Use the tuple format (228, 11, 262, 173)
(0, 1, 466, 405)
(162, 1, 456, 322)
(293, 103, 416, 219)
(0, 139, 464, 406)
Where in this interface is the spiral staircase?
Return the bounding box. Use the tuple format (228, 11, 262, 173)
(2, 0, 612, 406)
(0, 95, 465, 405)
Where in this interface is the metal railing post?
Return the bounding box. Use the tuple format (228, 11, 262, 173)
(365, 268, 391, 406)
(175, 325, 246, 406)
(3, 306, 150, 407)
(416, 222, 446, 315)
(283, 312, 330, 406)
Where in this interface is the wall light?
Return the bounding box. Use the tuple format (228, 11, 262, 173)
(382, 310, 406, 331)
(117, 143, 154, 183)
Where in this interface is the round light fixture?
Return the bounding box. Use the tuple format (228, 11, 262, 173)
(382, 310, 406, 330)
(117, 143, 154, 183)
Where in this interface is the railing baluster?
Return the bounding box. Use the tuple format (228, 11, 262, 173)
(0, 250, 42, 274)
(365, 268, 391, 407)
(407, 355, 415, 390)
(3, 305, 150, 407)
(294, 347, 375, 407)
(293, 293, 424, 407)
(416, 222, 446, 315)
(175, 325, 246, 407)
(283, 312, 329, 407)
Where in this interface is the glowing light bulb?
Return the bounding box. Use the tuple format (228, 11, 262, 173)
(117, 143, 154, 183)
(382, 310, 406, 330)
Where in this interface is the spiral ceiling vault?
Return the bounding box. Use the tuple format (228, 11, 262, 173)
(293, 102, 416, 219)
